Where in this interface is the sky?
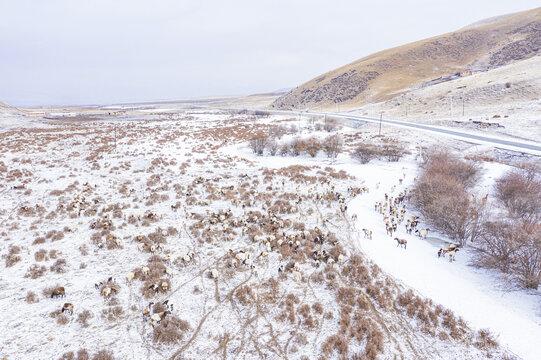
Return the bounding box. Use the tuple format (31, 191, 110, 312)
(0, 1, 539, 107)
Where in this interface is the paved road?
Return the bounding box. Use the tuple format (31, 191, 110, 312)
(265, 108, 541, 155)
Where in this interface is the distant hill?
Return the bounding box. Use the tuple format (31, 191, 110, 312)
(0, 101, 31, 129)
(272, 7, 541, 110)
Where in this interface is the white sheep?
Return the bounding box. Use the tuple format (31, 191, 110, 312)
(126, 271, 135, 283)
(211, 268, 219, 280)
(292, 271, 302, 281)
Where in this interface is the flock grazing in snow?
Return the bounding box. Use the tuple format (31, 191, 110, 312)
(43, 170, 464, 325)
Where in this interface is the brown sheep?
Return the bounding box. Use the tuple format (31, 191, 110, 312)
(394, 238, 407, 249)
(61, 303, 74, 315)
(51, 287, 65, 298)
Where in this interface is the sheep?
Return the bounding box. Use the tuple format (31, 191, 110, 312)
(293, 262, 300, 272)
(448, 249, 459, 262)
(394, 238, 407, 249)
(142, 266, 150, 275)
(415, 228, 430, 240)
(210, 268, 219, 280)
(101, 287, 111, 298)
(244, 258, 255, 269)
(292, 271, 302, 281)
(126, 272, 135, 283)
(51, 287, 65, 298)
(327, 258, 335, 268)
(351, 213, 358, 221)
(437, 248, 443, 258)
(61, 303, 74, 315)
(137, 243, 146, 252)
(142, 302, 154, 319)
(150, 311, 171, 327)
(166, 267, 174, 278)
(362, 228, 372, 240)
(338, 254, 344, 264)
(160, 281, 169, 291)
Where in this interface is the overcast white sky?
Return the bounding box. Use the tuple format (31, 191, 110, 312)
(0, 1, 539, 106)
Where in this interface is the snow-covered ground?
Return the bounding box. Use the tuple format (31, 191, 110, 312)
(0, 109, 538, 359)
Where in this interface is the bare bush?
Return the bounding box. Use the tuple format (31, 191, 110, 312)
(4, 245, 21, 267)
(249, 134, 269, 155)
(412, 150, 483, 245)
(76, 349, 90, 360)
(77, 310, 94, 327)
(91, 350, 115, 360)
(153, 316, 191, 344)
(50, 258, 68, 273)
(266, 139, 278, 156)
(25, 264, 47, 279)
(26, 291, 39, 303)
(324, 134, 343, 162)
(495, 166, 541, 223)
(351, 144, 379, 164)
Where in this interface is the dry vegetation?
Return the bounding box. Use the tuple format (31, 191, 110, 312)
(0, 109, 506, 359)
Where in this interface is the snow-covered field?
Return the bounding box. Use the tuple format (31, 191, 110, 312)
(0, 109, 538, 359)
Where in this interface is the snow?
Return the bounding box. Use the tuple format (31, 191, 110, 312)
(344, 158, 541, 360)
(0, 108, 538, 359)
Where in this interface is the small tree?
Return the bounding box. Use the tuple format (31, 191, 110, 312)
(324, 134, 343, 162)
(249, 134, 268, 155)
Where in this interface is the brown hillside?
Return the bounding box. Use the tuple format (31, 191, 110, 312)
(272, 7, 541, 110)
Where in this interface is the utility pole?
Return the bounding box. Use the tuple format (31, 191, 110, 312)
(379, 113, 382, 136)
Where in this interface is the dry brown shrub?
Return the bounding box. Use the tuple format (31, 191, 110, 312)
(77, 310, 94, 327)
(152, 302, 168, 313)
(322, 334, 349, 357)
(102, 306, 124, 322)
(35, 249, 48, 261)
(152, 316, 191, 344)
(49, 249, 59, 259)
(4, 245, 21, 267)
(412, 149, 483, 245)
(495, 166, 541, 223)
(50, 258, 67, 273)
(33, 236, 46, 245)
(91, 350, 115, 360)
(235, 285, 255, 306)
(57, 313, 70, 325)
(26, 291, 39, 303)
(25, 264, 47, 279)
(76, 349, 90, 360)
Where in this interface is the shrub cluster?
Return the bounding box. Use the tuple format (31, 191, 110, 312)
(411, 150, 483, 245)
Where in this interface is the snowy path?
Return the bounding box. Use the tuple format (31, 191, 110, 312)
(342, 159, 541, 360)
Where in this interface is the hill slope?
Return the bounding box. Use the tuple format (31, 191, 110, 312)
(272, 7, 541, 110)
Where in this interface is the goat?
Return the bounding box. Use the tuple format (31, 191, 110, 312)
(51, 286, 65, 298)
(142, 266, 150, 275)
(61, 303, 74, 315)
(394, 238, 407, 249)
(437, 248, 443, 258)
(160, 281, 169, 291)
(94, 282, 103, 290)
(338, 254, 344, 264)
(210, 268, 219, 280)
